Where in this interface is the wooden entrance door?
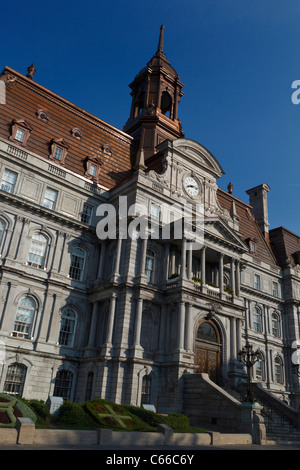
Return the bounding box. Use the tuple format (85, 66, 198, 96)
(195, 319, 221, 383)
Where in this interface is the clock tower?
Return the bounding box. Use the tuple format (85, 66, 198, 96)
(123, 25, 184, 163)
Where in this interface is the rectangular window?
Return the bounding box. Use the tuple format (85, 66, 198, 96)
(81, 203, 93, 224)
(89, 163, 97, 176)
(150, 203, 161, 220)
(15, 128, 25, 142)
(254, 274, 261, 290)
(43, 188, 58, 210)
(54, 146, 63, 161)
(1, 169, 17, 194)
(272, 282, 279, 298)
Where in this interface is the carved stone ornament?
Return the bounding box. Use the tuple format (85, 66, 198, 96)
(71, 127, 82, 140)
(37, 109, 50, 122)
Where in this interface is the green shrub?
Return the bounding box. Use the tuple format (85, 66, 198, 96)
(162, 413, 190, 430)
(22, 399, 50, 423)
(54, 401, 87, 426)
(0, 393, 37, 427)
(123, 405, 161, 427)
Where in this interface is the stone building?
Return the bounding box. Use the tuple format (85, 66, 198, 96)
(0, 27, 299, 415)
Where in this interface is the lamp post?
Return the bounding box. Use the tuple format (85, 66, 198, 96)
(238, 341, 262, 403)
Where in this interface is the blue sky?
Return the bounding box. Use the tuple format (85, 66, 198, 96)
(2, 0, 300, 234)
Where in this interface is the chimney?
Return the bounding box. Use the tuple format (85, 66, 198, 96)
(246, 184, 270, 241)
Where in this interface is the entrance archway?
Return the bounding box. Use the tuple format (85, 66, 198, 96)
(195, 319, 221, 383)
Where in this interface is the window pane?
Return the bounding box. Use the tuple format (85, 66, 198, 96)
(59, 309, 76, 346)
(13, 297, 36, 337)
(69, 247, 85, 280)
(15, 128, 25, 142)
(0, 219, 6, 245)
(89, 164, 97, 176)
(43, 188, 58, 210)
(1, 169, 17, 194)
(54, 370, 73, 399)
(81, 204, 93, 224)
(28, 233, 47, 267)
(4, 363, 27, 397)
(54, 146, 63, 160)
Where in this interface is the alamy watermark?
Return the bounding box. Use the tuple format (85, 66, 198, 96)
(96, 196, 204, 250)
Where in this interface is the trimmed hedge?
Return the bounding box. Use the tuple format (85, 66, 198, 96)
(0, 393, 37, 427)
(124, 404, 190, 430)
(84, 398, 151, 431)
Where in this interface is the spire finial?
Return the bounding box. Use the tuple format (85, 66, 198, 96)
(157, 25, 165, 55)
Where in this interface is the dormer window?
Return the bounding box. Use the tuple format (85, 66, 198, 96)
(246, 237, 257, 254)
(85, 156, 102, 181)
(49, 138, 69, 165)
(10, 119, 32, 146)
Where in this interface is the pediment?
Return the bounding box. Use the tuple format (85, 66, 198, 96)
(172, 138, 225, 179)
(204, 217, 248, 253)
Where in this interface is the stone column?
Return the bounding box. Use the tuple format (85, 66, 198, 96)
(138, 238, 147, 280)
(133, 298, 143, 347)
(163, 243, 170, 281)
(51, 231, 65, 272)
(219, 252, 224, 293)
(187, 245, 192, 280)
(15, 218, 30, 262)
(180, 238, 186, 279)
(230, 317, 237, 359)
(6, 215, 24, 259)
(97, 241, 106, 281)
(37, 290, 56, 342)
(185, 303, 193, 352)
(230, 258, 236, 295)
(177, 302, 185, 351)
(201, 246, 206, 283)
(106, 295, 117, 346)
(110, 237, 122, 282)
(235, 260, 241, 297)
(87, 302, 99, 348)
(0, 282, 17, 334)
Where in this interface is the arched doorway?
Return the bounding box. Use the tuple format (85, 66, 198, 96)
(195, 319, 221, 383)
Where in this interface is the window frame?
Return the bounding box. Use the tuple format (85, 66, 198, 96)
(145, 249, 155, 283)
(58, 307, 77, 347)
(81, 203, 93, 224)
(253, 305, 262, 333)
(49, 138, 69, 165)
(27, 232, 48, 269)
(69, 246, 86, 281)
(42, 187, 58, 210)
(254, 274, 261, 291)
(1, 168, 18, 194)
(53, 370, 73, 400)
(3, 363, 27, 397)
(13, 296, 37, 339)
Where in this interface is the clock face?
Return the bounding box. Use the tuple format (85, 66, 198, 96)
(184, 176, 199, 197)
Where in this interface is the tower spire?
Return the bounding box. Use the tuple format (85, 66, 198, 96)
(157, 25, 165, 56)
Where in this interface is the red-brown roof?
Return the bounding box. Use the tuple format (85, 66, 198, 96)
(217, 188, 279, 266)
(0, 66, 135, 190)
(269, 226, 300, 267)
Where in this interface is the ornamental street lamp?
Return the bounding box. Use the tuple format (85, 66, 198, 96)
(238, 341, 262, 403)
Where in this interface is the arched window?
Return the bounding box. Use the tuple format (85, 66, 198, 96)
(13, 296, 36, 338)
(58, 308, 77, 347)
(253, 306, 262, 333)
(271, 312, 280, 338)
(197, 321, 219, 344)
(255, 357, 264, 381)
(4, 363, 27, 397)
(27, 233, 48, 268)
(53, 370, 73, 400)
(69, 247, 86, 281)
(141, 374, 152, 405)
(145, 249, 155, 283)
(274, 356, 283, 383)
(161, 91, 172, 118)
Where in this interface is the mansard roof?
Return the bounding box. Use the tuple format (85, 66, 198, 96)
(269, 226, 300, 268)
(0, 66, 135, 190)
(217, 188, 279, 267)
